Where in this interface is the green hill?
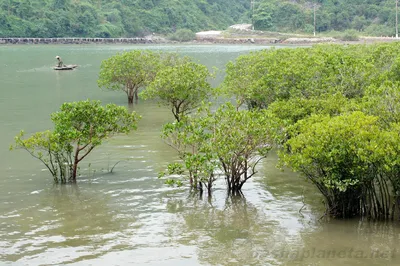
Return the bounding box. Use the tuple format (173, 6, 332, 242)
(0, 0, 399, 38)
(253, 0, 398, 36)
(0, 0, 249, 38)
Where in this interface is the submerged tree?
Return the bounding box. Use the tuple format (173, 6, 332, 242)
(160, 108, 218, 193)
(11, 100, 139, 183)
(11, 130, 73, 183)
(281, 111, 400, 219)
(220, 49, 271, 109)
(212, 104, 273, 194)
(141, 61, 215, 122)
(160, 103, 273, 195)
(97, 50, 163, 104)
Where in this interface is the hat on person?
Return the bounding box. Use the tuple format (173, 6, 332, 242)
(55, 56, 60, 59)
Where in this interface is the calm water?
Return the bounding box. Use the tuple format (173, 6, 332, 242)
(0, 44, 399, 266)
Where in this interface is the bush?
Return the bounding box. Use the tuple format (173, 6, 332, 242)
(167, 29, 196, 42)
(94, 23, 124, 38)
(303, 24, 314, 34)
(337, 29, 360, 41)
(364, 24, 394, 37)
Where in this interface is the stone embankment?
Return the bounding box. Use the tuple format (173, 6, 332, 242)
(2, 35, 398, 45)
(0, 37, 162, 45)
(0, 36, 282, 45)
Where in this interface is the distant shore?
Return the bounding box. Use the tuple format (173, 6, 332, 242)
(2, 24, 400, 46)
(1, 36, 399, 46)
(0, 37, 158, 45)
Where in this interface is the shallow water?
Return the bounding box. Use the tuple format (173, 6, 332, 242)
(0, 44, 399, 266)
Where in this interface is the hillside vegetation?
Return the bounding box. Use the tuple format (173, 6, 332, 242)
(254, 0, 399, 36)
(0, 0, 399, 38)
(0, 0, 249, 38)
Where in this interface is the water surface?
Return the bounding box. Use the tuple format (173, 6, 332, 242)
(0, 44, 399, 266)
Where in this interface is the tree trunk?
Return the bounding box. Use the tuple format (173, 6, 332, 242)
(71, 161, 78, 182)
(127, 87, 135, 104)
(134, 88, 139, 102)
(207, 184, 212, 195)
(71, 147, 80, 182)
(198, 182, 203, 194)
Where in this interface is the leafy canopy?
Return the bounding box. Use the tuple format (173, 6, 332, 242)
(221, 43, 400, 110)
(281, 111, 400, 218)
(141, 61, 215, 122)
(11, 100, 140, 183)
(160, 103, 273, 194)
(98, 50, 166, 104)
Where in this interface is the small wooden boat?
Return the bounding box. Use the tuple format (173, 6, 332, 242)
(53, 64, 78, 70)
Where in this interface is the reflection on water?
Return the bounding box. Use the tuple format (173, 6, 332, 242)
(166, 192, 289, 265)
(0, 184, 130, 264)
(287, 220, 399, 266)
(1, 44, 400, 265)
(1, 172, 400, 265)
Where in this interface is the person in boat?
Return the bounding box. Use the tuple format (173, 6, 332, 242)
(55, 56, 66, 67)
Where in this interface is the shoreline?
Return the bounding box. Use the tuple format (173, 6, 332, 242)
(0, 36, 281, 45)
(0, 37, 157, 45)
(1, 36, 399, 46)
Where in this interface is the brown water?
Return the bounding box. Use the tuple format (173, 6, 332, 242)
(0, 44, 399, 266)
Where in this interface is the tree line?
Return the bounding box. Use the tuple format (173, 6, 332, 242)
(2, 0, 400, 38)
(222, 42, 400, 219)
(12, 42, 400, 220)
(253, 0, 400, 36)
(0, 0, 249, 38)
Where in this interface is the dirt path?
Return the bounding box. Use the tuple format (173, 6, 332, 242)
(194, 25, 400, 45)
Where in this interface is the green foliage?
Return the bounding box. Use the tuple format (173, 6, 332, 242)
(337, 29, 360, 41)
(2, 0, 399, 37)
(98, 50, 166, 104)
(210, 103, 273, 193)
(266, 94, 359, 146)
(267, 94, 356, 126)
(11, 100, 139, 183)
(160, 103, 273, 194)
(221, 43, 400, 110)
(364, 23, 394, 37)
(158, 162, 185, 187)
(249, 42, 400, 219)
(167, 28, 196, 42)
(362, 81, 400, 127)
(253, 0, 400, 36)
(281, 111, 400, 218)
(11, 130, 72, 183)
(0, 0, 250, 37)
(141, 60, 215, 122)
(94, 23, 123, 38)
(161, 105, 218, 192)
